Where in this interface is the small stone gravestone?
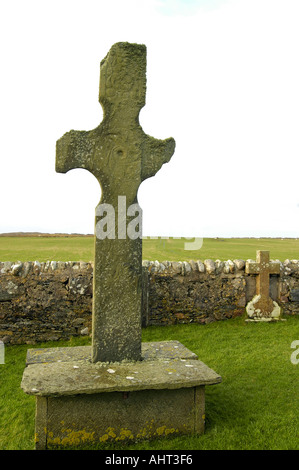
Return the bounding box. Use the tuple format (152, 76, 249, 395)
(21, 42, 221, 449)
(245, 250, 283, 321)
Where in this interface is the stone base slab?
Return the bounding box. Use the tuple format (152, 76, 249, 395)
(245, 294, 284, 322)
(245, 318, 286, 322)
(21, 341, 221, 449)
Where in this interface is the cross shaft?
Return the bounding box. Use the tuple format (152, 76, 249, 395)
(56, 43, 175, 363)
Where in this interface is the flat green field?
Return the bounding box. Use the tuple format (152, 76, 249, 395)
(0, 236, 299, 262)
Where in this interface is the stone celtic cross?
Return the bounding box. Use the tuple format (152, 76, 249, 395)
(246, 250, 281, 318)
(56, 43, 175, 362)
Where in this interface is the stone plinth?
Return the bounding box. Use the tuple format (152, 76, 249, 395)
(21, 342, 221, 449)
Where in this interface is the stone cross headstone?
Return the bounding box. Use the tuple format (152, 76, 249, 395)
(56, 42, 175, 362)
(245, 250, 282, 321)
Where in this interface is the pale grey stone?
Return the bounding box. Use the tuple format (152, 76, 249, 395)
(215, 260, 224, 273)
(80, 327, 89, 336)
(171, 262, 182, 274)
(23, 261, 32, 277)
(44, 261, 50, 272)
(11, 262, 23, 276)
(189, 260, 198, 271)
(234, 259, 245, 270)
(204, 259, 215, 274)
(1, 261, 12, 273)
(227, 260, 235, 273)
(33, 261, 41, 274)
(197, 260, 205, 273)
(223, 261, 231, 274)
(50, 261, 57, 271)
(183, 261, 192, 274)
(142, 260, 150, 268)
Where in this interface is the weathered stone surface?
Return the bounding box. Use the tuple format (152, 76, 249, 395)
(1, 262, 12, 273)
(183, 261, 192, 275)
(245, 250, 282, 321)
(289, 289, 299, 302)
(204, 259, 215, 274)
(23, 262, 32, 277)
(22, 359, 220, 397)
(215, 260, 224, 274)
(0, 267, 92, 344)
(223, 260, 235, 274)
(234, 259, 245, 270)
(197, 260, 205, 273)
(56, 43, 175, 363)
(35, 387, 204, 448)
(146, 266, 246, 325)
(227, 260, 235, 273)
(11, 262, 23, 276)
(189, 260, 198, 271)
(22, 342, 220, 448)
(246, 294, 281, 322)
(171, 261, 182, 274)
(25, 341, 198, 366)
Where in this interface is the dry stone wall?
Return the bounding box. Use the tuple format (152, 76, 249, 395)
(0, 261, 93, 344)
(0, 258, 298, 344)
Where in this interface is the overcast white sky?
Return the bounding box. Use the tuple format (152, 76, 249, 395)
(0, 0, 299, 237)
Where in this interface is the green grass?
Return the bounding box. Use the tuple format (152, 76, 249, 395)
(1, 317, 298, 450)
(1, 236, 299, 262)
(143, 237, 299, 262)
(0, 236, 95, 263)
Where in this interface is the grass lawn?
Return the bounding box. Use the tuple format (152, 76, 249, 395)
(1, 316, 298, 450)
(1, 236, 299, 262)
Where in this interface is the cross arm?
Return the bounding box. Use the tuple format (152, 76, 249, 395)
(245, 260, 281, 275)
(141, 134, 175, 181)
(56, 129, 93, 174)
(246, 261, 259, 274)
(268, 262, 280, 274)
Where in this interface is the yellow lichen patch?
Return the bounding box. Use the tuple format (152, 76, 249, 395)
(98, 427, 135, 443)
(136, 422, 180, 440)
(50, 437, 62, 446)
(118, 428, 134, 441)
(165, 427, 176, 436)
(47, 428, 95, 447)
(156, 425, 166, 436)
(136, 428, 147, 439)
(106, 427, 117, 438)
